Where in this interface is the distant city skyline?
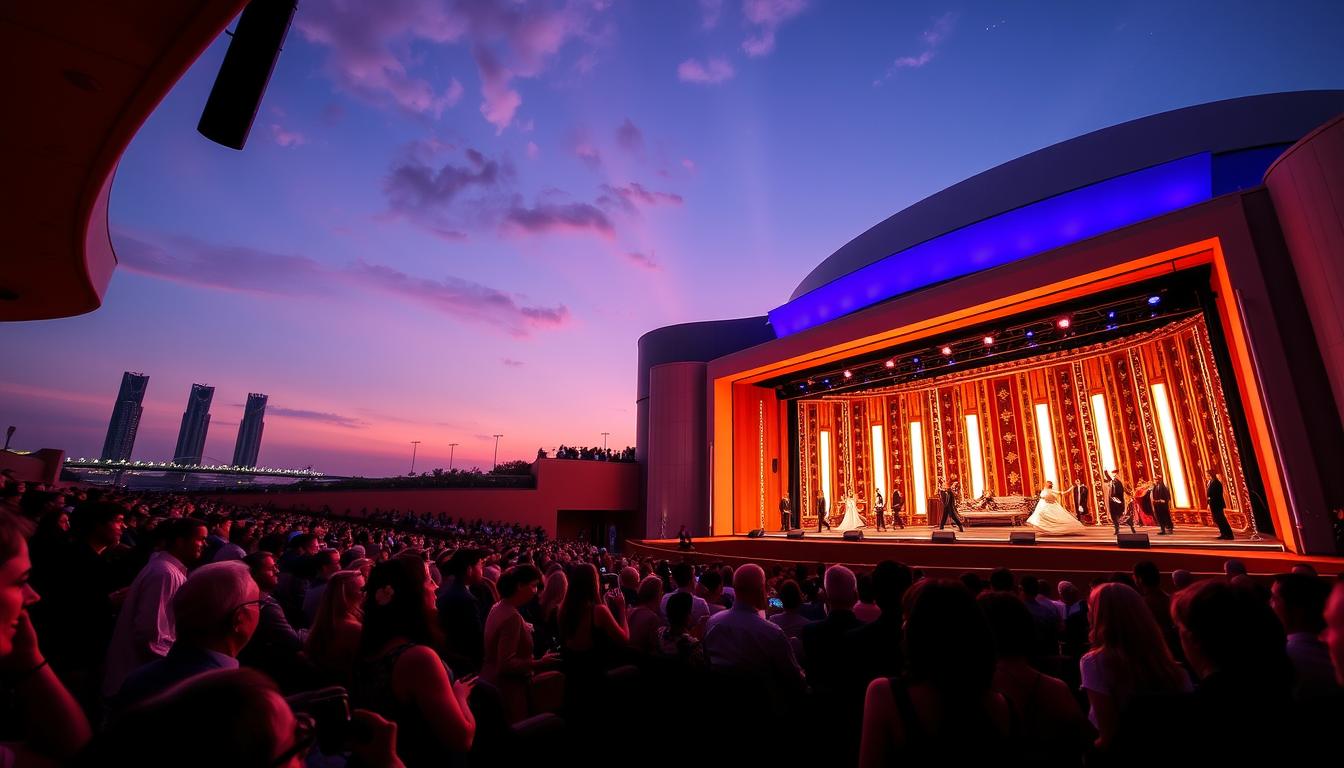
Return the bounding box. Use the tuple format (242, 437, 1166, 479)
(172, 383, 215, 465)
(99, 372, 149, 462)
(232, 393, 268, 468)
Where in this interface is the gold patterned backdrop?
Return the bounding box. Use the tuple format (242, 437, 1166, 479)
(796, 315, 1252, 529)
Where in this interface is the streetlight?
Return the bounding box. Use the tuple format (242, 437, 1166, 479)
(448, 443, 458, 471)
(601, 432, 610, 451)
(409, 441, 421, 474)
(492, 434, 503, 470)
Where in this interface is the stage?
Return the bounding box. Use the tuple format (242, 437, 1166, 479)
(755, 523, 1282, 551)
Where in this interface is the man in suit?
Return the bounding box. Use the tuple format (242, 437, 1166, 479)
(779, 493, 792, 532)
(938, 480, 964, 532)
(1207, 469, 1234, 540)
(816, 494, 831, 532)
(1151, 475, 1174, 535)
(873, 490, 886, 531)
(1071, 478, 1090, 521)
(890, 487, 905, 528)
(1109, 469, 1135, 534)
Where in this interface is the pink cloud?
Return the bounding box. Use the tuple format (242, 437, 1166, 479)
(270, 123, 307, 147)
(877, 12, 958, 84)
(741, 0, 808, 57)
(699, 0, 724, 29)
(112, 229, 569, 336)
(573, 141, 602, 169)
(615, 117, 643, 153)
(597, 182, 684, 214)
(502, 358, 525, 367)
(678, 56, 735, 84)
(681, 158, 697, 173)
(526, 141, 541, 159)
(624, 251, 660, 270)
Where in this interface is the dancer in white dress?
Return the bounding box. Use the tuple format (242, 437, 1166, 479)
(1025, 481, 1087, 535)
(837, 493, 865, 530)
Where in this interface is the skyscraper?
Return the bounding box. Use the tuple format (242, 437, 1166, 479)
(172, 384, 214, 465)
(232, 393, 267, 467)
(100, 372, 149, 461)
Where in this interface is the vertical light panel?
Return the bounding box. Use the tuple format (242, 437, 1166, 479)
(1090, 394, 1118, 474)
(963, 415, 986, 498)
(1150, 383, 1192, 507)
(819, 430, 833, 511)
(870, 424, 887, 499)
(909, 422, 928, 517)
(1033, 403, 1059, 487)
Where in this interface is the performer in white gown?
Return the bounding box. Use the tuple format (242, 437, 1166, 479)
(1025, 481, 1087, 535)
(838, 493, 865, 530)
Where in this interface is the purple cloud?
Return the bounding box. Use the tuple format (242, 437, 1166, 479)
(384, 148, 506, 213)
(615, 118, 643, 153)
(699, 0, 724, 29)
(270, 122, 307, 147)
(742, 0, 809, 57)
(678, 56, 735, 84)
(502, 358, 525, 367)
(268, 407, 369, 429)
(504, 202, 615, 239)
(625, 251, 660, 270)
(877, 12, 957, 84)
(597, 182, 684, 214)
(574, 141, 602, 169)
(113, 230, 569, 336)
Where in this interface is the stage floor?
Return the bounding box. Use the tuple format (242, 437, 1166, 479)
(759, 524, 1284, 551)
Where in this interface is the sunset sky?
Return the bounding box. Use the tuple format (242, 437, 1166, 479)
(4, 0, 1343, 476)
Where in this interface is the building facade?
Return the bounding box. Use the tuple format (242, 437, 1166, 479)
(232, 393, 267, 467)
(172, 383, 215, 465)
(100, 371, 149, 461)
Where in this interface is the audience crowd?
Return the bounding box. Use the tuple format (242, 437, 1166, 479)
(2, 474, 1343, 767)
(542, 445, 635, 462)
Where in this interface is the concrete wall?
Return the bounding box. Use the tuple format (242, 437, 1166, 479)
(0, 449, 65, 485)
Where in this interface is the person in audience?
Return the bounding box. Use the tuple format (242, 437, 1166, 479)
(238, 551, 306, 689)
(533, 568, 567, 656)
(437, 548, 487, 676)
(853, 572, 881, 622)
(768, 579, 811, 643)
(1058, 580, 1090, 669)
(718, 564, 737, 607)
(799, 577, 827, 621)
(659, 561, 711, 631)
(960, 571, 985, 595)
(847, 560, 913, 684)
(617, 565, 640, 607)
(112, 560, 261, 714)
(274, 532, 319, 625)
(990, 566, 1016, 593)
(1270, 572, 1338, 697)
(355, 556, 476, 767)
(300, 547, 342, 628)
(201, 514, 231, 563)
(1171, 568, 1194, 590)
(979, 592, 1093, 764)
(0, 511, 94, 766)
(802, 565, 863, 697)
(703, 563, 804, 693)
(209, 519, 252, 562)
(859, 580, 1011, 766)
(1223, 558, 1248, 578)
(657, 591, 708, 668)
(79, 668, 404, 768)
(305, 569, 365, 685)
(697, 568, 728, 613)
(1020, 575, 1063, 660)
(559, 562, 629, 665)
(102, 517, 208, 698)
(1133, 560, 1180, 657)
(1080, 582, 1191, 751)
(481, 565, 561, 722)
(1326, 580, 1344, 687)
(626, 574, 665, 655)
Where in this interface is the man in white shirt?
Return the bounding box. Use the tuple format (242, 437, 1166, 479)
(102, 518, 207, 697)
(659, 561, 711, 628)
(703, 564, 804, 693)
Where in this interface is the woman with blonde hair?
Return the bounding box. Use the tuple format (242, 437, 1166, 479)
(305, 570, 365, 684)
(532, 568, 567, 655)
(1081, 582, 1190, 750)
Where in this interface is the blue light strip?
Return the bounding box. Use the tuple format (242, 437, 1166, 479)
(768, 153, 1213, 337)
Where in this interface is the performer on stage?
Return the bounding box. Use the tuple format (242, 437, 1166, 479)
(874, 490, 887, 531)
(816, 494, 831, 532)
(1150, 476, 1173, 535)
(1207, 469, 1234, 540)
(779, 492, 792, 532)
(937, 480, 964, 532)
(838, 493, 865, 531)
(890, 487, 905, 528)
(1025, 481, 1086, 535)
(1070, 478, 1090, 521)
(1108, 470, 1136, 534)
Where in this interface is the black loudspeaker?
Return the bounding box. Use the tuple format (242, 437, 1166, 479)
(1010, 532, 1036, 546)
(771, 458, 779, 473)
(843, 530, 864, 541)
(1117, 533, 1151, 549)
(786, 529, 805, 539)
(198, 0, 299, 149)
(747, 528, 766, 538)
(931, 531, 957, 544)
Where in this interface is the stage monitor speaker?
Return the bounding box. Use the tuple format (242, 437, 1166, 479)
(1117, 533, 1151, 549)
(1010, 532, 1036, 546)
(198, 0, 299, 149)
(931, 531, 957, 544)
(747, 529, 765, 538)
(843, 530, 864, 541)
(786, 529, 805, 539)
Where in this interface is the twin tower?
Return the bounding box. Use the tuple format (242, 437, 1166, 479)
(100, 372, 267, 467)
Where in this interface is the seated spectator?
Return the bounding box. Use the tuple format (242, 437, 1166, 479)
(853, 572, 881, 623)
(78, 668, 403, 768)
(659, 561, 711, 633)
(1020, 575, 1063, 660)
(1171, 568, 1194, 590)
(437, 548, 487, 676)
(0, 511, 93, 765)
(860, 580, 1011, 766)
(1080, 583, 1191, 751)
(239, 551, 306, 690)
(202, 514, 231, 563)
(847, 560, 913, 685)
(559, 563, 628, 663)
(1327, 581, 1344, 686)
(697, 568, 728, 614)
(305, 569, 365, 685)
(703, 564, 804, 695)
(354, 556, 475, 767)
(767, 579, 810, 644)
(618, 565, 640, 608)
(799, 576, 827, 621)
(299, 548, 342, 628)
(979, 592, 1093, 764)
(113, 561, 261, 713)
(801, 565, 863, 697)
(626, 575, 665, 656)
(209, 518, 252, 562)
(656, 592, 708, 669)
(532, 569, 566, 656)
(1223, 558, 1248, 578)
(989, 566, 1016, 593)
(1270, 572, 1338, 698)
(481, 565, 561, 722)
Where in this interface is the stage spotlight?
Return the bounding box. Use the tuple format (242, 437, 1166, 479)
(1025, 330, 1034, 338)
(823, 378, 831, 385)
(941, 346, 953, 356)
(885, 360, 896, 369)
(198, 0, 300, 149)
(1108, 311, 1116, 319)
(1057, 317, 1071, 329)
(843, 370, 852, 379)
(912, 356, 920, 363)
(983, 336, 994, 345)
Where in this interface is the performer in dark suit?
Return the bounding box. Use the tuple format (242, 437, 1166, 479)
(1207, 470, 1233, 540)
(1108, 470, 1135, 534)
(779, 493, 792, 532)
(1071, 478, 1090, 521)
(874, 490, 887, 531)
(1150, 476, 1173, 535)
(890, 487, 905, 528)
(816, 495, 831, 532)
(938, 480, 964, 532)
